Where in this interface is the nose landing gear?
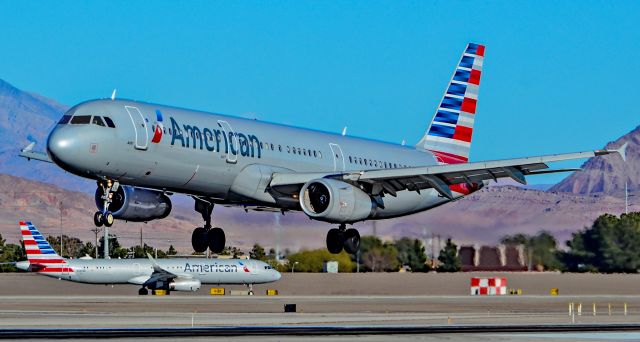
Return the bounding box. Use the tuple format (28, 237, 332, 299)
(326, 224, 360, 254)
(192, 198, 226, 254)
(94, 180, 118, 227)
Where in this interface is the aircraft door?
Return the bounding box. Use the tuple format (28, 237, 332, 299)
(329, 143, 345, 171)
(217, 120, 238, 164)
(133, 263, 142, 276)
(61, 264, 69, 277)
(250, 261, 258, 275)
(125, 106, 149, 150)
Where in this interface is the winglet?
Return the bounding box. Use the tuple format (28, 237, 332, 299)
(615, 142, 628, 162)
(22, 142, 35, 152)
(146, 253, 162, 271)
(595, 142, 628, 162)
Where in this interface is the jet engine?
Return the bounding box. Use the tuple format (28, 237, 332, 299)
(299, 178, 374, 223)
(95, 185, 172, 222)
(169, 278, 201, 292)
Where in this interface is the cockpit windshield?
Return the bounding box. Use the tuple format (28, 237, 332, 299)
(92, 116, 106, 127)
(58, 114, 116, 128)
(70, 115, 91, 124)
(57, 115, 72, 124)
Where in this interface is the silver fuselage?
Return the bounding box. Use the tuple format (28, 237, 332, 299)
(46, 99, 462, 220)
(17, 257, 280, 285)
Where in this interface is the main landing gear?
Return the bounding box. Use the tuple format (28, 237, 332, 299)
(94, 180, 117, 228)
(326, 224, 360, 254)
(191, 198, 226, 254)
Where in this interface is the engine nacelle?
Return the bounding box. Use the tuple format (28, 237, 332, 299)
(169, 278, 201, 292)
(95, 185, 172, 222)
(299, 178, 374, 223)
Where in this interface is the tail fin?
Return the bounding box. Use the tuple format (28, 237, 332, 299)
(19, 221, 67, 272)
(416, 43, 485, 164)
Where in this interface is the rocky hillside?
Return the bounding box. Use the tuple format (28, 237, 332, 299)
(0, 79, 93, 192)
(0, 174, 629, 253)
(549, 126, 637, 194)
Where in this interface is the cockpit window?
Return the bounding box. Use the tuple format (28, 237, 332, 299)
(58, 115, 72, 124)
(70, 115, 91, 124)
(92, 116, 106, 127)
(103, 116, 116, 128)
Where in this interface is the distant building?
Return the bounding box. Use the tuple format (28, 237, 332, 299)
(459, 244, 527, 271)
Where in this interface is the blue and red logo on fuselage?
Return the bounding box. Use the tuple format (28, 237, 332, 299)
(151, 110, 164, 143)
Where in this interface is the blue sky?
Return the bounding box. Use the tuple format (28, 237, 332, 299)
(2, 1, 638, 184)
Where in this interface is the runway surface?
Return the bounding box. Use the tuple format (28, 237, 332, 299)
(2, 273, 640, 340)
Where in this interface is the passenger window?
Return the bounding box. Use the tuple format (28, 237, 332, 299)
(103, 117, 116, 128)
(58, 115, 72, 124)
(70, 115, 91, 124)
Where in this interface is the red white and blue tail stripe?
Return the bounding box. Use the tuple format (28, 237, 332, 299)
(416, 43, 485, 164)
(19, 221, 71, 274)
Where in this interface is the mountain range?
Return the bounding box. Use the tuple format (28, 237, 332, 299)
(0, 79, 635, 252)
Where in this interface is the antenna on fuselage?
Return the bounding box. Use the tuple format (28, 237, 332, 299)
(342, 126, 347, 136)
(111, 89, 117, 100)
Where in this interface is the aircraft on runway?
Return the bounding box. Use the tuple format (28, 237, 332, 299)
(15, 221, 281, 295)
(20, 43, 626, 255)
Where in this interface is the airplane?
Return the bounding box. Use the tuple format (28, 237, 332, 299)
(15, 221, 281, 295)
(20, 43, 627, 255)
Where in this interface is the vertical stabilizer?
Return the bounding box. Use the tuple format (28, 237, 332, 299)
(416, 43, 485, 164)
(19, 221, 69, 273)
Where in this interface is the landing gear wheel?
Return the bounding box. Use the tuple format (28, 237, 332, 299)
(192, 227, 208, 253)
(207, 227, 226, 254)
(138, 288, 148, 296)
(93, 211, 104, 227)
(326, 228, 344, 254)
(248, 291, 254, 296)
(103, 211, 114, 227)
(343, 228, 360, 254)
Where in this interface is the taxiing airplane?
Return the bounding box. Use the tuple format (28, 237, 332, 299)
(20, 43, 626, 255)
(15, 221, 281, 295)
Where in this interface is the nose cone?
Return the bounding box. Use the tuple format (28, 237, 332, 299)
(273, 270, 282, 281)
(15, 261, 30, 272)
(47, 127, 84, 173)
(47, 127, 74, 161)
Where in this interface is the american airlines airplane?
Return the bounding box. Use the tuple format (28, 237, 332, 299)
(20, 43, 626, 255)
(15, 222, 281, 295)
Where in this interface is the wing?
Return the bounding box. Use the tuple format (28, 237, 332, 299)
(138, 253, 178, 286)
(19, 142, 52, 163)
(270, 145, 627, 200)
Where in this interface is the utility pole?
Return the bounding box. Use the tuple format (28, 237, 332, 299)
(103, 226, 109, 259)
(90, 227, 101, 258)
(140, 226, 143, 249)
(626, 181, 629, 215)
(58, 200, 63, 257)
